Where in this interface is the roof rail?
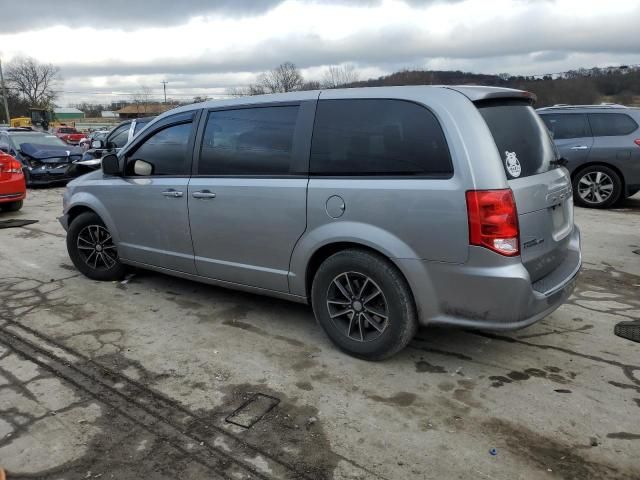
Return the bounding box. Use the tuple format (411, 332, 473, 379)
(537, 103, 629, 111)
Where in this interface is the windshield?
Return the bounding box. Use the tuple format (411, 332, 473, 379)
(478, 101, 558, 179)
(12, 134, 68, 149)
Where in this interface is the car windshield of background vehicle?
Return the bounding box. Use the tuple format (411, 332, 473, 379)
(13, 134, 68, 148)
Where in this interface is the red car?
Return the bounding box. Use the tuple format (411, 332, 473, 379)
(54, 126, 85, 145)
(0, 152, 26, 212)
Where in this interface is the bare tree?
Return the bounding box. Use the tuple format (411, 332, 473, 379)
(257, 62, 304, 93)
(132, 86, 153, 114)
(226, 84, 266, 97)
(6, 56, 60, 108)
(321, 64, 359, 89)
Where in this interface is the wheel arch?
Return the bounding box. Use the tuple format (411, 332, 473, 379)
(65, 193, 121, 243)
(67, 205, 98, 224)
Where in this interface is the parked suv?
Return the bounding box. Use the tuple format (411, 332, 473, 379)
(537, 104, 640, 208)
(60, 86, 581, 359)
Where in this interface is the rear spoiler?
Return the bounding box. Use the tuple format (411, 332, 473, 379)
(442, 86, 536, 105)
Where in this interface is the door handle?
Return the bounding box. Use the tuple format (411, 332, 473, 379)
(161, 190, 183, 198)
(192, 190, 216, 199)
(570, 145, 589, 150)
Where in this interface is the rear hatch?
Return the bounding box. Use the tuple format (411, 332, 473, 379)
(477, 100, 574, 283)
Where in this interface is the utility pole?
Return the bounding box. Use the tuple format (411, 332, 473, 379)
(161, 80, 168, 104)
(0, 59, 10, 125)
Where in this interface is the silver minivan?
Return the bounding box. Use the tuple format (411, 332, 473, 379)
(60, 86, 581, 359)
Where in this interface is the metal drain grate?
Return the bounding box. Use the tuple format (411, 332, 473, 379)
(225, 393, 280, 429)
(614, 321, 640, 343)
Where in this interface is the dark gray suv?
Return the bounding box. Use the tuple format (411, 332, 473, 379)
(537, 105, 640, 208)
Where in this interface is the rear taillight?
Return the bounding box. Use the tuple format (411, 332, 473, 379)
(634, 139, 640, 147)
(0, 159, 23, 174)
(466, 189, 520, 257)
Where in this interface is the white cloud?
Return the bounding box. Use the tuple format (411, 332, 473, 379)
(1, 0, 638, 105)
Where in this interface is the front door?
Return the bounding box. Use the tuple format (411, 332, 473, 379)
(188, 104, 314, 292)
(102, 113, 198, 273)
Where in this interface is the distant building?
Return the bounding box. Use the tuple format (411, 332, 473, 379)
(54, 107, 85, 121)
(116, 103, 177, 119)
(101, 110, 118, 118)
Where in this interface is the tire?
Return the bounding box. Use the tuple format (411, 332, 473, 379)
(23, 169, 32, 188)
(572, 165, 622, 209)
(311, 249, 417, 360)
(0, 200, 23, 212)
(66, 212, 126, 281)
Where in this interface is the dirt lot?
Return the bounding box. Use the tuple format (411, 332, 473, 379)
(1, 188, 639, 480)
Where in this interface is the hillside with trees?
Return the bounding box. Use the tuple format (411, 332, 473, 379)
(345, 66, 640, 107)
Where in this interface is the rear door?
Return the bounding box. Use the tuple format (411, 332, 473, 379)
(478, 102, 574, 283)
(587, 112, 640, 177)
(539, 113, 593, 170)
(188, 102, 314, 292)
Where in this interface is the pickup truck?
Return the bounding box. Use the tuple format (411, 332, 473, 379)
(53, 126, 86, 145)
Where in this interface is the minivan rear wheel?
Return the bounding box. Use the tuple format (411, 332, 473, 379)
(573, 165, 622, 208)
(311, 249, 417, 360)
(67, 212, 126, 281)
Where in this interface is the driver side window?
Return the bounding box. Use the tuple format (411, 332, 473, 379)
(126, 122, 193, 176)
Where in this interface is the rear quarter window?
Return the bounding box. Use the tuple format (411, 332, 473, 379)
(588, 113, 638, 137)
(310, 99, 453, 177)
(478, 102, 558, 179)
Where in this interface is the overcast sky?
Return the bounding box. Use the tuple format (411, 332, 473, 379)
(2, 0, 639, 106)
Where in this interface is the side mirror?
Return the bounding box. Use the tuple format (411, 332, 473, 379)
(91, 140, 103, 149)
(133, 159, 153, 176)
(101, 154, 121, 176)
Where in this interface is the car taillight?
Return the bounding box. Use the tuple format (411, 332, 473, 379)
(634, 139, 640, 147)
(466, 189, 520, 256)
(0, 159, 23, 174)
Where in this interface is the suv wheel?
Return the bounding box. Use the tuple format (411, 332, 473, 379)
(573, 165, 622, 208)
(67, 212, 126, 281)
(311, 249, 417, 360)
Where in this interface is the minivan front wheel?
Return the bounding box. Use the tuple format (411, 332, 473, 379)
(311, 249, 417, 360)
(67, 212, 126, 281)
(573, 165, 622, 208)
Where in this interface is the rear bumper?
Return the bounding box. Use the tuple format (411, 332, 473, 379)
(397, 226, 581, 330)
(0, 175, 27, 203)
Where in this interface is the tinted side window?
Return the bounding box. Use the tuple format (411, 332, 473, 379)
(109, 124, 130, 148)
(198, 106, 299, 175)
(589, 113, 638, 137)
(127, 122, 193, 176)
(540, 114, 590, 140)
(310, 99, 452, 176)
